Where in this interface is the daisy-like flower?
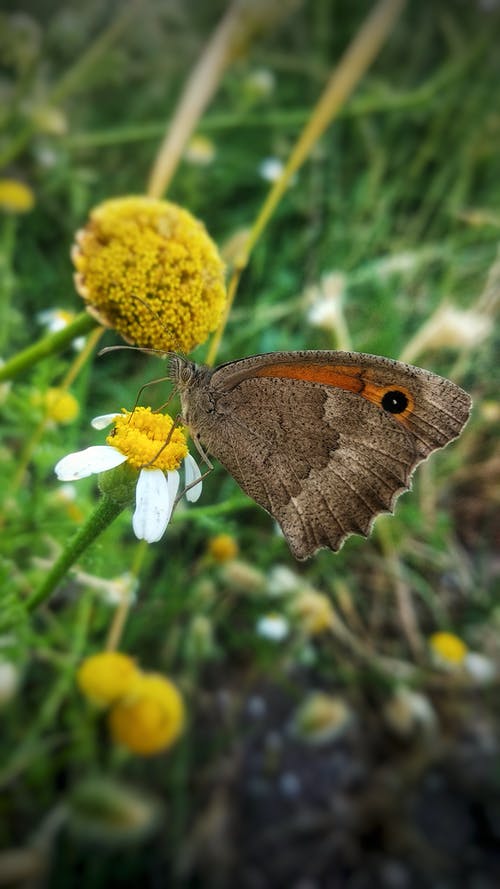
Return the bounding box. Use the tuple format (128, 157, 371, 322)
(256, 613, 289, 641)
(38, 307, 86, 350)
(258, 157, 285, 183)
(72, 196, 226, 353)
(54, 407, 203, 543)
(305, 271, 347, 331)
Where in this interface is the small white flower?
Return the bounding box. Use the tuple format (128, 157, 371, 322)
(267, 565, 301, 597)
(464, 652, 497, 684)
(305, 271, 347, 331)
(258, 157, 285, 182)
(55, 410, 203, 544)
(38, 308, 85, 350)
(256, 613, 289, 641)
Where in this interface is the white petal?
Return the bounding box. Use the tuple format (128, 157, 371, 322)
(91, 413, 121, 430)
(55, 446, 127, 480)
(184, 453, 203, 502)
(132, 469, 171, 543)
(165, 470, 180, 523)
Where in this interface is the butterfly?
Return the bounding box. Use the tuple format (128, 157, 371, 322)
(169, 350, 471, 560)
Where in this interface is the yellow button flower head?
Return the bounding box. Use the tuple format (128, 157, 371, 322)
(72, 196, 226, 353)
(207, 532, 238, 563)
(44, 387, 80, 424)
(108, 673, 185, 756)
(429, 631, 468, 667)
(77, 652, 140, 706)
(0, 178, 35, 213)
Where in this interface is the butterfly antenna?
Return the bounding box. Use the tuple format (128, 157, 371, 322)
(99, 344, 169, 358)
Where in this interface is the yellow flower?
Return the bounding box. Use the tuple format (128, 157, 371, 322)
(108, 673, 185, 756)
(207, 533, 238, 563)
(291, 589, 336, 635)
(429, 631, 468, 666)
(44, 387, 79, 424)
(72, 196, 226, 352)
(0, 178, 35, 213)
(77, 652, 140, 706)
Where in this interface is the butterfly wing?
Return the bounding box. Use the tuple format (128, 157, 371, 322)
(191, 352, 472, 559)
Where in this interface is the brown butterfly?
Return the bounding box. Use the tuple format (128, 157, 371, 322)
(169, 350, 471, 560)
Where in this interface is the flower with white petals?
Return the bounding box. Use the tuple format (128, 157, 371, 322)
(38, 308, 86, 350)
(305, 272, 347, 331)
(258, 157, 285, 182)
(55, 407, 203, 543)
(256, 613, 289, 641)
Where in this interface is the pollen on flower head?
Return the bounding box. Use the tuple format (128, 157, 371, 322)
(108, 407, 188, 471)
(108, 673, 185, 756)
(72, 196, 226, 353)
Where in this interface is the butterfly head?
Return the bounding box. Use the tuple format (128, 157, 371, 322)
(168, 354, 198, 388)
(168, 355, 214, 434)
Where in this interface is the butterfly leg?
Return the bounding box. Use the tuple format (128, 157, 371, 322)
(129, 376, 172, 418)
(141, 412, 184, 467)
(186, 431, 213, 471)
(173, 433, 214, 503)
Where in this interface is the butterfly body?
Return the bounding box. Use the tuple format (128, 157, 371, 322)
(169, 351, 471, 560)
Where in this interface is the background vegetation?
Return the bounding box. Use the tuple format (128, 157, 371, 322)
(0, 0, 499, 886)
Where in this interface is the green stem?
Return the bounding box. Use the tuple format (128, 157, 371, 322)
(27, 494, 127, 613)
(0, 312, 97, 382)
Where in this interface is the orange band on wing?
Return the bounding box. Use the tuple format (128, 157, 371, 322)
(253, 363, 364, 392)
(252, 363, 415, 423)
